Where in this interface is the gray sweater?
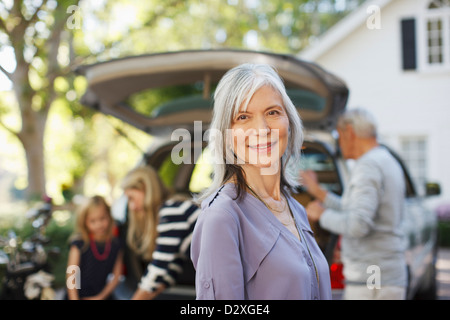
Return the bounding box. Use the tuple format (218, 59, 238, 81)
(320, 146, 408, 287)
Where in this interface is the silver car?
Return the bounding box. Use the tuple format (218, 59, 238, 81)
(77, 49, 440, 300)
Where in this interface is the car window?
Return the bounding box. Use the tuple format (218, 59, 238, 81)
(301, 149, 342, 195)
(289, 142, 343, 196)
(150, 142, 212, 195)
(189, 146, 214, 194)
(158, 151, 184, 189)
(126, 84, 206, 117)
(381, 145, 416, 198)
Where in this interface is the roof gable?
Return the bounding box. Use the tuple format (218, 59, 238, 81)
(299, 0, 394, 61)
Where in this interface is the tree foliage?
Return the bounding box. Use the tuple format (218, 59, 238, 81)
(0, 0, 366, 203)
(0, 0, 82, 201)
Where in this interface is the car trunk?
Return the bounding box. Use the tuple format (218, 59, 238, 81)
(76, 49, 349, 134)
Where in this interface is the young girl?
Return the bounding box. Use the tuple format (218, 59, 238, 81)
(66, 195, 123, 300)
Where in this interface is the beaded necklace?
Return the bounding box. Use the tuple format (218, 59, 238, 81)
(89, 235, 111, 261)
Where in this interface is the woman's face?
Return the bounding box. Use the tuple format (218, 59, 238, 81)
(125, 188, 146, 216)
(230, 85, 289, 174)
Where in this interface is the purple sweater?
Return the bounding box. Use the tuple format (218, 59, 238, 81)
(191, 183, 332, 300)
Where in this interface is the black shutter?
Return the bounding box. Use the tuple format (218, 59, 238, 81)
(401, 18, 417, 70)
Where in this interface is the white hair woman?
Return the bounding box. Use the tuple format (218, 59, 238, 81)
(191, 63, 332, 300)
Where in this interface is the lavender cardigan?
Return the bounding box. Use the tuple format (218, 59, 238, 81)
(191, 183, 332, 300)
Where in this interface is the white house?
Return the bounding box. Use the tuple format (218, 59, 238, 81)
(299, 0, 450, 206)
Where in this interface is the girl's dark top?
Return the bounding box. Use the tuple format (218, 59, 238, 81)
(70, 237, 122, 298)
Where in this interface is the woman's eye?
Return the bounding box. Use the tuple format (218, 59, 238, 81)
(268, 110, 279, 116)
(237, 114, 248, 121)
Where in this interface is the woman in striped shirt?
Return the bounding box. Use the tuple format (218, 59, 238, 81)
(120, 166, 200, 300)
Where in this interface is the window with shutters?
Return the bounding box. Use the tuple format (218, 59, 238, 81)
(400, 137, 428, 196)
(424, 0, 450, 68)
(401, 19, 417, 70)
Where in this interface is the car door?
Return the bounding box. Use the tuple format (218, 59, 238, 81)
(383, 145, 439, 299)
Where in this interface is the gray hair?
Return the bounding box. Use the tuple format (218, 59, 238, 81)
(196, 63, 304, 203)
(337, 108, 378, 138)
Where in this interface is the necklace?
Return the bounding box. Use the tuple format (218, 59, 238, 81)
(90, 238, 111, 261)
(245, 183, 288, 217)
(246, 182, 320, 286)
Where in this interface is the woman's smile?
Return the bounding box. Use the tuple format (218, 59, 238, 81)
(248, 139, 278, 153)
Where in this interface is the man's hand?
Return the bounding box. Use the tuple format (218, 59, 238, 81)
(305, 200, 325, 222)
(300, 170, 327, 202)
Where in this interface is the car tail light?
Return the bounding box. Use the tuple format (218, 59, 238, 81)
(330, 237, 345, 289)
(330, 262, 345, 289)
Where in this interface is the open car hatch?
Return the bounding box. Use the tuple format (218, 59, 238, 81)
(76, 49, 349, 134)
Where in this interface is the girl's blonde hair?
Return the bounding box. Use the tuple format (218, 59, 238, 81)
(121, 166, 171, 261)
(70, 195, 114, 251)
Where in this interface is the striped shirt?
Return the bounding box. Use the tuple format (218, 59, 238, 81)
(138, 199, 201, 292)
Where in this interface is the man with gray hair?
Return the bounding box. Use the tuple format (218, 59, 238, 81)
(302, 108, 407, 300)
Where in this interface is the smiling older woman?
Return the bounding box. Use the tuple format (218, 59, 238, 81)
(191, 63, 332, 300)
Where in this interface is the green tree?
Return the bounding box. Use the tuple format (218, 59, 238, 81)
(0, 0, 81, 200)
(88, 0, 367, 56)
(0, 0, 367, 202)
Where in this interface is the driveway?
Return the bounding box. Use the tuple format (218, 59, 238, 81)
(331, 246, 450, 300)
(437, 247, 450, 300)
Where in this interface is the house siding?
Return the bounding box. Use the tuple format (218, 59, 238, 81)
(300, 0, 450, 205)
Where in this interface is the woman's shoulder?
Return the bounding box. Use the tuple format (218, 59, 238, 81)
(201, 183, 239, 210)
(198, 184, 244, 226)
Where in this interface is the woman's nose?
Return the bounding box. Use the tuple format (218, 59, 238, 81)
(252, 116, 270, 136)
